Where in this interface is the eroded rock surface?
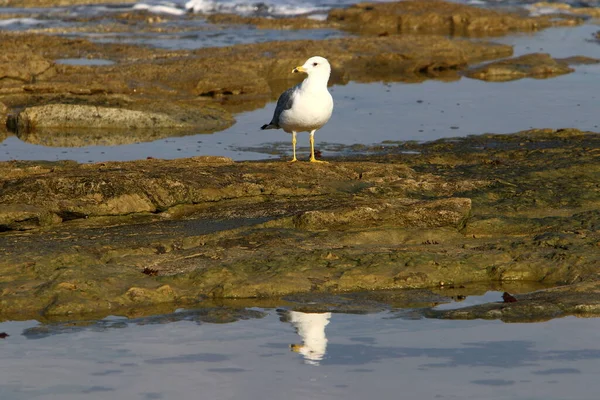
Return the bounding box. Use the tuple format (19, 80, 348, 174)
(16, 102, 233, 132)
(0, 129, 599, 319)
(328, 0, 581, 36)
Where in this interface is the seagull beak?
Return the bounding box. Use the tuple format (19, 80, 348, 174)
(290, 344, 303, 352)
(292, 66, 306, 74)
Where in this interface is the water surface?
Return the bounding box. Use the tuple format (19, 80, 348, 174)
(2, 303, 600, 400)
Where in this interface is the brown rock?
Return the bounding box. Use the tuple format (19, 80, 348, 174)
(427, 282, 600, 322)
(206, 14, 333, 30)
(293, 198, 471, 231)
(17, 102, 233, 132)
(529, 2, 600, 18)
(0, 129, 599, 318)
(0, 53, 56, 86)
(0, 29, 512, 109)
(0, 101, 8, 136)
(328, 0, 581, 36)
(0, 204, 62, 230)
(556, 56, 600, 66)
(466, 53, 574, 82)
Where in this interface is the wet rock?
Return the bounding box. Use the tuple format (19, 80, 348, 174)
(466, 53, 574, 82)
(16, 102, 233, 132)
(557, 56, 600, 66)
(0, 204, 62, 231)
(502, 292, 517, 303)
(118, 285, 177, 307)
(0, 101, 7, 137)
(188, 35, 512, 97)
(206, 14, 334, 30)
(0, 158, 462, 222)
(0, 129, 599, 319)
(194, 66, 270, 98)
(292, 197, 471, 231)
(280, 289, 454, 314)
(424, 282, 600, 322)
(0, 53, 56, 86)
(528, 2, 600, 18)
(328, 0, 581, 37)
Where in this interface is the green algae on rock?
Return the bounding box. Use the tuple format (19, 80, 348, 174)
(0, 129, 599, 320)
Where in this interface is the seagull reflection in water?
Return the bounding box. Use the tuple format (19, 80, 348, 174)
(280, 310, 332, 366)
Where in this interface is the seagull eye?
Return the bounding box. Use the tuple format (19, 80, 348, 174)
(312, 62, 318, 66)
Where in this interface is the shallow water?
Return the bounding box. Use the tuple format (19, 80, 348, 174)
(3, 20, 600, 162)
(2, 0, 600, 162)
(55, 58, 116, 66)
(2, 295, 600, 400)
(4, 27, 600, 162)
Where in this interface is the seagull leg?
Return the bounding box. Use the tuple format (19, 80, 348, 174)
(309, 130, 327, 163)
(289, 131, 298, 163)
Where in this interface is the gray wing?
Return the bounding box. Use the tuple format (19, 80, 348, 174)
(266, 87, 296, 128)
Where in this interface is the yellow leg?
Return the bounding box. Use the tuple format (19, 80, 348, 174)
(289, 131, 298, 163)
(309, 130, 327, 163)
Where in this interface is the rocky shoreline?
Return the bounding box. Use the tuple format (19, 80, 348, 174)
(1, 1, 600, 322)
(0, 0, 587, 144)
(1, 129, 599, 321)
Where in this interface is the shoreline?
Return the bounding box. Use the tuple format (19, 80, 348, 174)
(1, 129, 599, 321)
(1, 1, 599, 323)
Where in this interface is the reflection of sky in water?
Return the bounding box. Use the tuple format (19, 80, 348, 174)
(434, 290, 505, 310)
(3, 311, 600, 399)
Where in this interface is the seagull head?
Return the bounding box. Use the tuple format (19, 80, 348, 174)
(292, 56, 331, 78)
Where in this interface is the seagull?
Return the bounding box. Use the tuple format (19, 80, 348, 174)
(261, 56, 334, 163)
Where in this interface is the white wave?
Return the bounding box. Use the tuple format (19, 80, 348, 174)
(0, 18, 46, 27)
(184, 0, 326, 16)
(133, 2, 187, 15)
(524, 4, 566, 16)
(306, 13, 328, 21)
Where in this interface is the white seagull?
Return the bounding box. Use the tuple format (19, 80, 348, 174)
(261, 56, 334, 163)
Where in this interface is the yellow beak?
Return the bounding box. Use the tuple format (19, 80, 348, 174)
(292, 66, 307, 74)
(290, 344, 303, 352)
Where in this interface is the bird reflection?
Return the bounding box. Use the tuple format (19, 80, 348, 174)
(280, 310, 331, 366)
